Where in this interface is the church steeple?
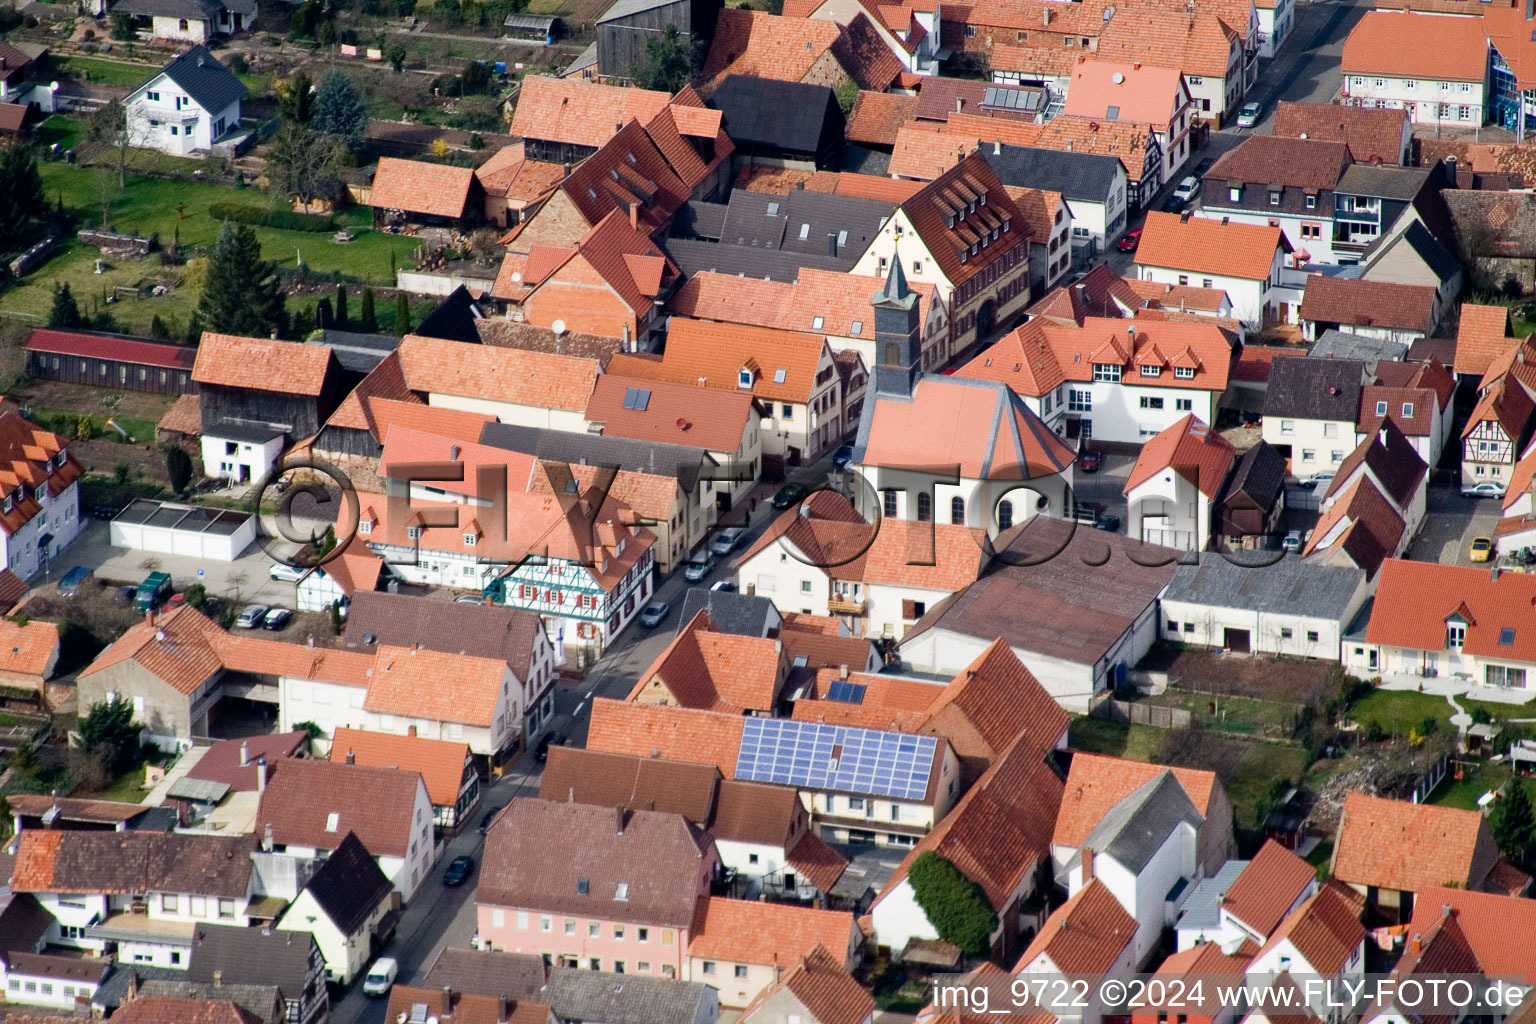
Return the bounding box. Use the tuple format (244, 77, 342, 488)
(872, 244, 921, 398)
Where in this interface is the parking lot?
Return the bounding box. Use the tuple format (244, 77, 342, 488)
(1406, 487, 1503, 568)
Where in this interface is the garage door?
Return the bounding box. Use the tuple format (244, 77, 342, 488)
(1223, 628, 1251, 653)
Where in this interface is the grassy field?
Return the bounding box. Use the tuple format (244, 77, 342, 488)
(35, 116, 84, 153)
(0, 164, 425, 335)
(1067, 717, 1163, 762)
(1428, 761, 1511, 810)
(1224, 742, 1308, 827)
(1346, 689, 1457, 736)
(55, 55, 268, 94)
(1147, 689, 1300, 739)
(1304, 837, 1333, 880)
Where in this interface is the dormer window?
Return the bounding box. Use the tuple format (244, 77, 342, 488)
(946, 214, 956, 229)
(33, 485, 45, 502)
(359, 519, 373, 535)
(1447, 620, 1466, 650)
(738, 366, 755, 388)
(1001, 218, 1010, 233)
(1305, 192, 1317, 209)
(2, 495, 13, 515)
(1402, 403, 1414, 417)
(1376, 400, 1388, 416)
(1269, 189, 1282, 206)
(464, 533, 477, 547)
(1093, 363, 1122, 383)
(1141, 365, 1161, 377)
(1174, 366, 1195, 379)
(1229, 185, 1242, 202)
(406, 526, 421, 540)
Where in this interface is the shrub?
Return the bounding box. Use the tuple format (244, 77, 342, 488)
(906, 851, 997, 956)
(207, 203, 334, 232)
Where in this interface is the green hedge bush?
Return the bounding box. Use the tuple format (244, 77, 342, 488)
(207, 203, 335, 233)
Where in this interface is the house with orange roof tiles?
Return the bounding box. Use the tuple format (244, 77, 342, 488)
(76, 604, 376, 750)
(1348, 557, 1536, 688)
(346, 476, 656, 653)
(1198, 135, 1354, 266)
(1007, 185, 1073, 294)
(510, 76, 672, 164)
(330, 727, 481, 831)
(1462, 344, 1536, 491)
(1062, 61, 1195, 185)
(1407, 886, 1536, 981)
(294, 545, 384, 614)
(491, 207, 680, 345)
(369, 156, 483, 227)
(870, 730, 1064, 962)
(608, 318, 846, 466)
(1014, 879, 1139, 1016)
(1131, 942, 1256, 1024)
(958, 317, 1236, 444)
(191, 333, 348, 488)
(733, 499, 990, 640)
(626, 609, 790, 714)
(1123, 415, 1237, 551)
(739, 944, 873, 1024)
(779, 0, 943, 76)
(0, 407, 84, 582)
(477, 797, 718, 977)
(1244, 885, 1366, 1014)
(699, 10, 901, 95)
(1135, 212, 1293, 329)
(687, 897, 860, 1008)
(1092, 6, 1247, 129)
(396, 333, 602, 432)
(1271, 102, 1412, 166)
(1332, 792, 1500, 919)
(474, 141, 568, 230)
(1340, 11, 1490, 128)
(848, 151, 1035, 361)
(1174, 841, 1318, 953)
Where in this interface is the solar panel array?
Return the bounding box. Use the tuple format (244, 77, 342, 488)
(826, 681, 867, 704)
(982, 86, 1042, 111)
(735, 718, 937, 800)
(622, 387, 652, 411)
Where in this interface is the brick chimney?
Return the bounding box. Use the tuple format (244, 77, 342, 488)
(345, 749, 356, 765)
(1081, 846, 1094, 881)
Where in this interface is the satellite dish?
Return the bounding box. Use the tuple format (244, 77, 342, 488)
(551, 319, 566, 335)
(1111, 72, 1125, 83)
(48, 81, 59, 92)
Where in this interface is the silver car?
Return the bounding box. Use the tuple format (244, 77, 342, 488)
(710, 528, 746, 557)
(235, 604, 270, 629)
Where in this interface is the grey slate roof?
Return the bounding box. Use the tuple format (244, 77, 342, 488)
(423, 947, 548, 999)
(136, 45, 247, 115)
(413, 285, 487, 345)
(673, 200, 728, 241)
(138, 977, 285, 1024)
(113, 0, 221, 20)
(597, 0, 682, 24)
(186, 926, 319, 995)
(1364, 219, 1462, 286)
(662, 238, 856, 281)
(1309, 329, 1405, 363)
(543, 966, 719, 1024)
(342, 589, 544, 673)
(310, 330, 400, 374)
(986, 143, 1124, 203)
(709, 75, 839, 155)
(478, 421, 714, 484)
(1081, 770, 1203, 874)
(716, 187, 893, 259)
(1163, 552, 1367, 620)
(1336, 164, 1432, 201)
(1176, 859, 1247, 932)
(1263, 356, 1365, 421)
(677, 590, 781, 638)
(301, 832, 392, 937)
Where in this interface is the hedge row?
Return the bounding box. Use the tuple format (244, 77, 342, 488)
(207, 203, 336, 233)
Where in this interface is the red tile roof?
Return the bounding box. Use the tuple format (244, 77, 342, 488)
(1014, 878, 1137, 973)
(1271, 102, 1409, 165)
(586, 697, 747, 775)
(1222, 840, 1317, 939)
(26, 329, 197, 370)
(329, 727, 471, 807)
(192, 334, 335, 395)
(786, 832, 850, 893)
(626, 609, 786, 712)
(1409, 885, 1536, 978)
(1254, 884, 1365, 976)
(510, 76, 672, 149)
(876, 729, 1064, 911)
(846, 90, 918, 147)
(612, 318, 831, 404)
(0, 618, 58, 684)
(0, 103, 26, 134)
(1061, 60, 1186, 127)
(1366, 557, 1536, 666)
(689, 896, 857, 967)
(255, 758, 425, 857)
(744, 944, 872, 1024)
(1341, 11, 1489, 82)
(112, 996, 259, 1024)
(1332, 792, 1498, 894)
(899, 150, 1032, 286)
(670, 267, 934, 341)
(701, 9, 843, 88)
(1299, 275, 1437, 333)
(473, 142, 567, 203)
(1136, 211, 1287, 281)
(398, 333, 601, 412)
(1455, 304, 1515, 377)
(1053, 753, 1218, 848)
(1124, 414, 1236, 498)
(379, 424, 537, 498)
(370, 157, 478, 219)
(584, 373, 754, 452)
(557, 119, 691, 235)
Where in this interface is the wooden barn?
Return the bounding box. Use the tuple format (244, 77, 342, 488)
(25, 329, 197, 395)
(596, 0, 719, 85)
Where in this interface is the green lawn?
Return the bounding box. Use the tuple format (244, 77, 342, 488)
(29, 406, 158, 444)
(1150, 689, 1300, 739)
(1428, 762, 1511, 810)
(56, 55, 268, 94)
(1304, 837, 1334, 881)
(1224, 742, 1308, 826)
(1067, 717, 1163, 762)
(1346, 689, 1457, 736)
(35, 115, 84, 152)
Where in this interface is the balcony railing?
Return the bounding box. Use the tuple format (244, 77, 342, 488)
(827, 595, 867, 615)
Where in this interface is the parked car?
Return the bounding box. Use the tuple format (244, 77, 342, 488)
(832, 444, 856, 468)
(263, 608, 293, 631)
(113, 584, 136, 607)
(479, 808, 499, 833)
(1300, 471, 1336, 490)
(710, 527, 746, 557)
(1471, 537, 1495, 563)
(442, 855, 475, 887)
(269, 563, 307, 583)
(710, 581, 737, 593)
(1462, 482, 1506, 499)
(133, 571, 173, 612)
(1282, 531, 1302, 553)
(235, 604, 270, 629)
(535, 732, 568, 762)
(771, 482, 810, 509)
(1172, 176, 1201, 203)
(1079, 451, 1101, 473)
(1115, 228, 1142, 253)
(1093, 513, 1121, 533)
(1236, 101, 1262, 128)
(58, 567, 91, 597)
(1195, 156, 1216, 177)
(683, 558, 711, 583)
(639, 601, 670, 628)
(362, 958, 398, 997)
(1160, 195, 1185, 213)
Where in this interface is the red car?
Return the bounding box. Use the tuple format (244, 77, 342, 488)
(1116, 228, 1142, 252)
(1079, 451, 1101, 473)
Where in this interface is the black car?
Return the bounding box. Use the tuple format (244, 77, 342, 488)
(113, 584, 136, 607)
(1093, 514, 1121, 532)
(479, 808, 499, 834)
(1195, 156, 1216, 177)
(1160, 195, 1184, 213)
(832, 444, 856, 468)
(771, 482, 810, 509)
(442, 855, 475, 886)
(535, 731, 569, 763)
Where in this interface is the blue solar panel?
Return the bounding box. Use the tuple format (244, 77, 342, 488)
(826, 681, 867, 704)
(734, 719, 938, 801)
